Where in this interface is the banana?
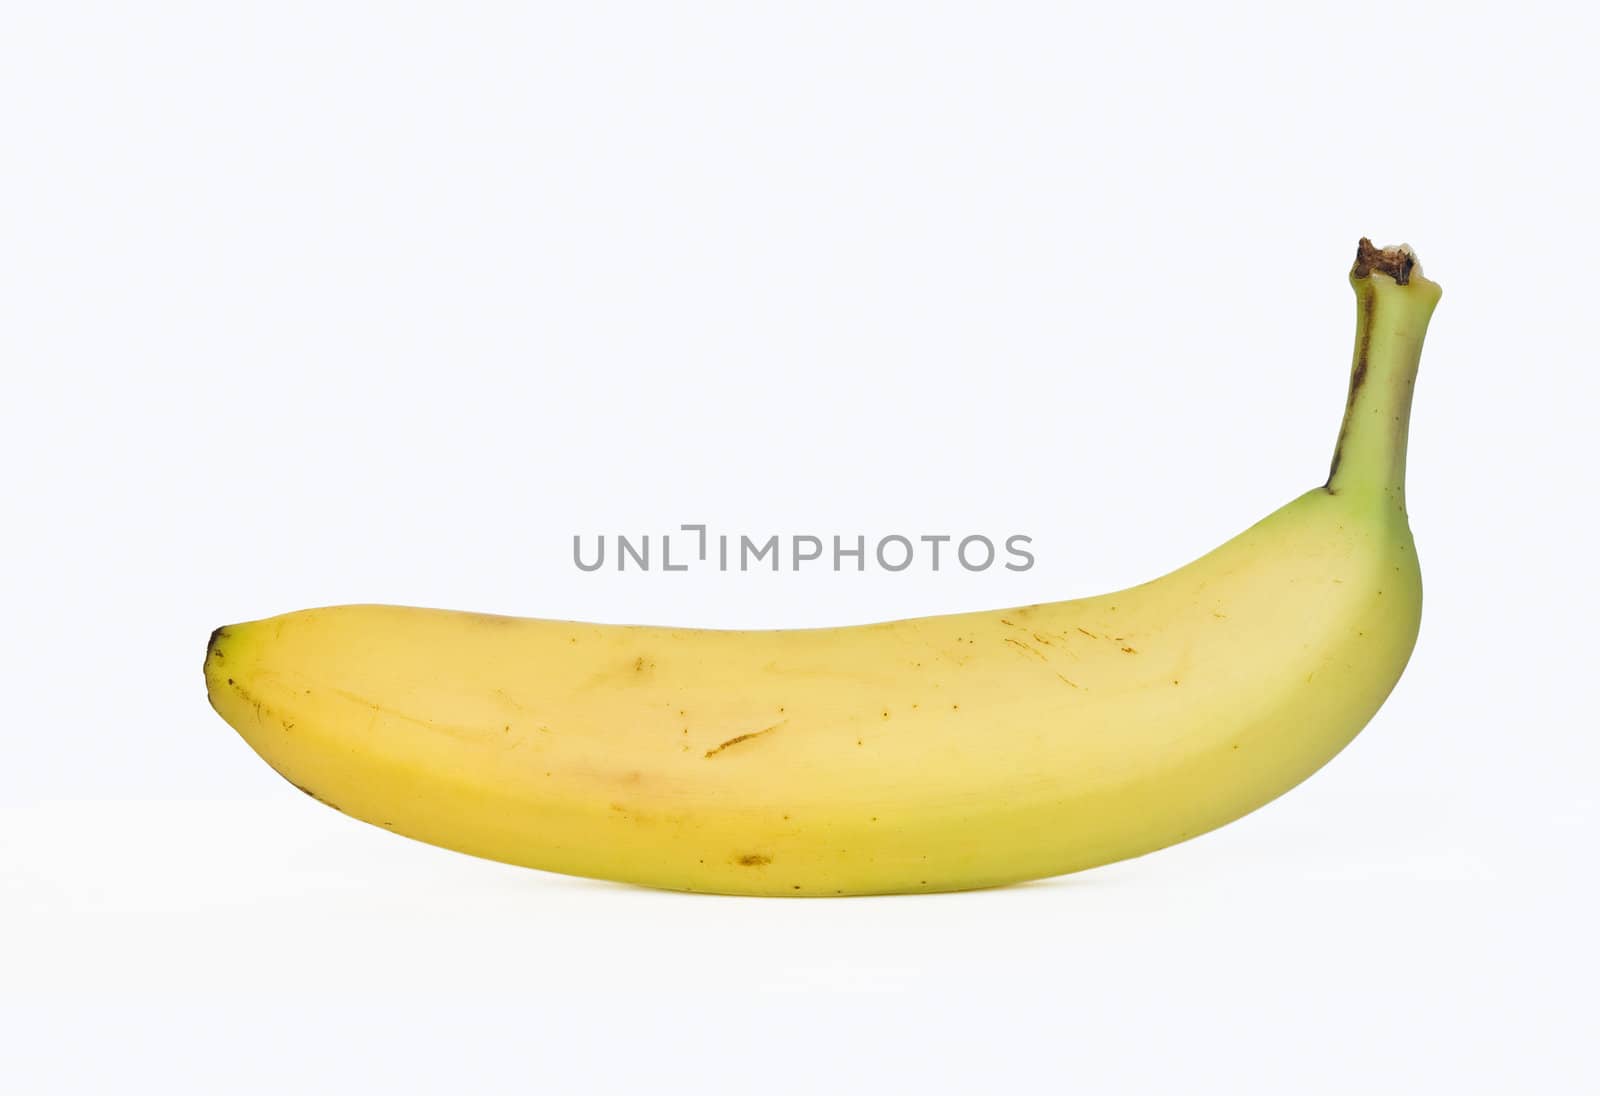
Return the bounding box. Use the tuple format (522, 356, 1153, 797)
(205, 239, 1440, 896)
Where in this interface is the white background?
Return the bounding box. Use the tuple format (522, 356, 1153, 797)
(3, 3, 1596, 1092)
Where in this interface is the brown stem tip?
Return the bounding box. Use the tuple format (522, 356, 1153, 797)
(1351, 238, 1416, 285)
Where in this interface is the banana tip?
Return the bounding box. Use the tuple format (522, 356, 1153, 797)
(205, 626, 231, 678)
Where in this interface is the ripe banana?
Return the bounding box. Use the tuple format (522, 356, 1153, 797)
(206, 239, 1440, 896)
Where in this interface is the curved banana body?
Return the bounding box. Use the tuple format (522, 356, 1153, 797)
(205, 243, 1439, 895)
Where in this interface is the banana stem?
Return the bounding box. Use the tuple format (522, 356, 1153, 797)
(1325, 239, 1443, 508)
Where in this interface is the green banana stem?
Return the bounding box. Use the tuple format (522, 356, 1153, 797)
(1325, 239, 1443, 508)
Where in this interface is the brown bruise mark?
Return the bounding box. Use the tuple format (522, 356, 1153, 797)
(1327, 264, 1378, 489)
(289, 780, 343, 814)
(1121, 646, 1138, 654)
(1003, 637, 1047, 661)
(1077, 627, 1098, 639)
(736, 854, 772, 867)
(216, 674, 270, 730)
(703, 720, 787, 759)
(328, 687, 495, 744)
(1352, 291, 1374, 395)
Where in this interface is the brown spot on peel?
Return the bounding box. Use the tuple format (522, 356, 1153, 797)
(1003, 637, 1047, 661)
(290, 780, 342, 813)
(736, 854, 772, 867)
(703, 721, 787, 759)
